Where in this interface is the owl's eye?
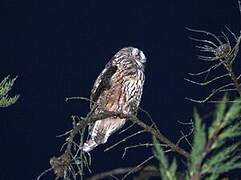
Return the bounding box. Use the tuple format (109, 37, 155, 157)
(136, 51, 141, 59)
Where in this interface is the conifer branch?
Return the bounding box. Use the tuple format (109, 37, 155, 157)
(153, 95, 241, 180)
(0, 75, 19, 107)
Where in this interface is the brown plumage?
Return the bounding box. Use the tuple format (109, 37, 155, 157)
(83, 47, 146, 152)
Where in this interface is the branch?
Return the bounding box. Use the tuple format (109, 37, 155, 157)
(87, 167, 135, 180)
(186, 12, 241, 103)
(133, 166, 160, 180)
(65, 97, 189, 158)
(85, 111, 190, 158)
(45, 96, 190, 180)
(88, 165, 160, 180)
(46, 110, 189, 180)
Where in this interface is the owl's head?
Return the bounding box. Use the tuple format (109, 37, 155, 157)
(113, 47, 146, 68)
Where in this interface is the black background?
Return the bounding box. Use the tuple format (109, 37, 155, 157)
(1, 0, 241, 179)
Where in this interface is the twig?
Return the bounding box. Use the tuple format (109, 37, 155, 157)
(227, 67, 241, 97)
(65, 96, 95, 104)
(138, 106, 160, 134)
(56, 130, 72, 138)
(87, 167, 135, 180)
(177, 119, 193, 125)
(184, 73, 230, 86)
(121, 155, 154, 180)
(176, 119, 194, 148)
(104, 130, 145, 152)
(187, 62, 223, 76)
(185, 83, 234, 103)
(133, 166, 160, 180)
(37, 167, 53, 180)
(118, 122, 136, 134)
(122, 143, 167, 158)
(179, 130, 193, 148)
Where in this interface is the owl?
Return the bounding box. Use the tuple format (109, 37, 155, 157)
(83, 47, 146, 152)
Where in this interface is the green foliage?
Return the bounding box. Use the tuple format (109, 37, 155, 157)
(0, 75, 19, 107)
(201, 96, 241, 179)
(189, 109, 206, 177)
(153, 96, 241, 180)
(153, 137, 177, 180)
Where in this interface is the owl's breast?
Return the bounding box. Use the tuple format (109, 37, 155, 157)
(96, 68, 144, 115)
(102, 71, 125, 112)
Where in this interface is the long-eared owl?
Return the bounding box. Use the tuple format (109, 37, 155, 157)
(83, 47, 146, 152)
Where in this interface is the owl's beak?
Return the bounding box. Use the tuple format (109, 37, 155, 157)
(140, 51, 146, 63)
(140, 58, 146, 63)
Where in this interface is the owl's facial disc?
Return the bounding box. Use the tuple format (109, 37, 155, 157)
(131, 48, 146, 64)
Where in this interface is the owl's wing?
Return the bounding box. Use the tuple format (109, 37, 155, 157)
(90, 61, 118, 109)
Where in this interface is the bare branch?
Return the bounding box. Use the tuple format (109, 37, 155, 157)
(184, 73, 230, 86)
(177, 119, 193, 125)
(187, 62, 223, 76)
(72, 110, 190, 158)
(187, 24, 241, 102)
(104, 130, 145, 152)
(198, 55, 220, 62)
(186, 27, 223, 45)
(185, 83, 234, 103)
(56, 130, 72, 138)
(87, 167, 135, 180)
(133, 166, 160, 180)
(119, 122, 136, 134)
(225, 26, 238, 40)
(138, 106, 161, 135)
(122, 143, 168, 158)
(178, 130, 193, 148)
(121, 156, 154, 180)
(65, 96, 94, 104)
(37, 167, 53, 180)
(195, 45, 216, 53)
(238, 1, 241, 16)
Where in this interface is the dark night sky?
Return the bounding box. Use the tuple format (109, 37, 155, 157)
(0, 0, 240, 179)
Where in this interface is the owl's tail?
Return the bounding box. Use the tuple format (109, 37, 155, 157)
(82, 118, 126, 152)
(82, 139, 98, 152)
